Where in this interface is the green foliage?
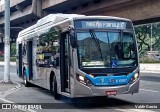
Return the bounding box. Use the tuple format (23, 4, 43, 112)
(11, 43, 16, 56)
(135, 23, 160, 55)
(0, 57, 16, 62)
(0, 57, 3, 61)
(39, 27, 59, 43)
(10, 57, 16, 62)
(38, 27, 60, 53)
(139, 56, 160, 63)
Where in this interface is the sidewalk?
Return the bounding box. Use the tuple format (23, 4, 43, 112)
(140, 63, 160, 73)
(0, 82, 17, 94)
(0, 62, 18, 95)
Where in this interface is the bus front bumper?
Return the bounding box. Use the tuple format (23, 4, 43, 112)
(72, 79, 139, 98)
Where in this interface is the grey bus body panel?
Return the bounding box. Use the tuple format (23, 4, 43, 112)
(72, 78, 139, 98)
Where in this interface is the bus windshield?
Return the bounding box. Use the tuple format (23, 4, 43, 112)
(77, 31, 137, 68)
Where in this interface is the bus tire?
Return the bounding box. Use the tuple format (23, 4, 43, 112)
(23, 70, 30, 87)
(51, 75, 60, 100)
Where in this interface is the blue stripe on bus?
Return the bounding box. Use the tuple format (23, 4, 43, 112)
(25, 67, 29, 78)
(85, 72, 134, 86)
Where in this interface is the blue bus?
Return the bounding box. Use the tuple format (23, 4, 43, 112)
(16, 14, 139, 99)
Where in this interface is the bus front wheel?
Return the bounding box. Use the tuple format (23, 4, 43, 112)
(51, 75, 60, 100)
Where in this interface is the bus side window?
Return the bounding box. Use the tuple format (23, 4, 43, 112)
(53, 48, 60, 66)
(23, 46, 26, 55)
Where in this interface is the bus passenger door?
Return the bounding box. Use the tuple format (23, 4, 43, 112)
(60, 33, 70, 93)
(27, 41, 33, 80)
(17, 44, 22, 77)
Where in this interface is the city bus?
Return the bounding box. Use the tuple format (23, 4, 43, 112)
(16, 14, 139, 99)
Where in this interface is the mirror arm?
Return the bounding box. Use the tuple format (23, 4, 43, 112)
(69, 27, 77, 48)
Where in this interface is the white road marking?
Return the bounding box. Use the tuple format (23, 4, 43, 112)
(140, 89, 159, 93)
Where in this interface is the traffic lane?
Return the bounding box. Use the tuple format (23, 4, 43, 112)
(140, 79, 160, 92)
(114, 87, 160, 103)
(140, 75, 160, 82)
(140, 72, 160, 82)
(140, 72, 160, 91)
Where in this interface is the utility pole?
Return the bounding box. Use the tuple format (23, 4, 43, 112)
(4, 0, 11, 83)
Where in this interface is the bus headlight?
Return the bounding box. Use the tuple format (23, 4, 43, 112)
(134, 73, 139, 79)
(129, 73, 139, 83)
(76, 74, 86, 84)
(79, 75, 85, 81)
(76, 74, 93, 86)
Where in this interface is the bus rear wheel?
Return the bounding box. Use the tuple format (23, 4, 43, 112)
(23, 70, 30, 87)
(51, 75, 60, 100)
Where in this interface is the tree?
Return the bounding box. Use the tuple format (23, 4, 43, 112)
(135, 23, 160, 55)
(11, 43, 16, 57)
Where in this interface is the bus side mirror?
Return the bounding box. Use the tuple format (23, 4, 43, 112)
(69, 30, 77, 48)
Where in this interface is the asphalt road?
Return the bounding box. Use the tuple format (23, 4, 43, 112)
(0, 65, 160, 112)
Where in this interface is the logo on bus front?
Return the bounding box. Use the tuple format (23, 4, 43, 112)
(99, 78, 104, 83)
(109, 79, 116, 84)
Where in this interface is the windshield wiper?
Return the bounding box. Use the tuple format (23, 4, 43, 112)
(89, 29, 103, 62)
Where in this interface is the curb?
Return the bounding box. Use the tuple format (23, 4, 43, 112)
(0, 62, 16, 66)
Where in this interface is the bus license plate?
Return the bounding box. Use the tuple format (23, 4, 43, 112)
(106, 90, 117, 96)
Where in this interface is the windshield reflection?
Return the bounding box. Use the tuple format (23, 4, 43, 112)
(77, 31, 137, 68)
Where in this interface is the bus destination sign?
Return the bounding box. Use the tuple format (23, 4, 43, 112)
(74, 20, 130, 29)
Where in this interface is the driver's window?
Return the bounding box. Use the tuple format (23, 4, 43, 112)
(122, 32, 135, 58)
